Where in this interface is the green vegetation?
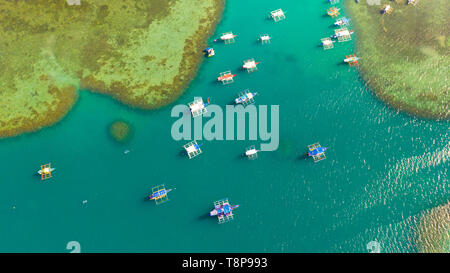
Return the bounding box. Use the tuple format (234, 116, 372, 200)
(416, 202, 450, 253)
(346, 0, 449, 119)
(0, 0, 224, 137)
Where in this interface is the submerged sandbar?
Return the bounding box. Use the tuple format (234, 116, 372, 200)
(0, 0, 224, 137)
(416, 202, 450, 253)
(346, 0, 449, 119)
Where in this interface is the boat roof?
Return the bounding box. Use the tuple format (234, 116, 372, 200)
(186, 145, 197, 153)
(190, 101, 204, 112)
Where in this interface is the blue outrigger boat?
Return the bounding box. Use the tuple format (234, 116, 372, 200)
(307, 143, 328, 163)
(235, 90, 257, 105)
(210, 198, 239, 224)
(148, 185, 174, 205)
(204, 47, 215, 57)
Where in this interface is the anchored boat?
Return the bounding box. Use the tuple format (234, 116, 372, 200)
(214, 32, 237, 44)
(334, 17, 351, 26)
(235, 90, 257, 105)
(217, 71, 236, 84)
(38, 163, 55, 180)
(149, 185, 174, 205)
(344, 54, 360, 66)
(210, 198, 239, 224)
(242, 58, 260, 73)
(204, 47, 215, 57)
(307, 143, 328, 163)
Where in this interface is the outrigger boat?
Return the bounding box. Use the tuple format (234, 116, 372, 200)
(307, 143, 327, 163)
(344, 54, 360, 66)
(217, 71, 236, 84)
(245, 145, 259, 160)
(242, 59, 260, 72)
(331, 29, 354, 39)
(38, 163, 55, 180)
(270, 9, 286, 22)
(148, 185, 174, 205)
(259, 34, 271, 44)
(327, 7, 340, 17)
(184, 140, 203, 159)
(204, 47, 215, 57)
(214, 32, 237, 44)
(334, 17, 351, 26)
(321, 38, 335, 50)
(217, 73, 236, 82)
(210, 198, 239, 224)
(188, 97, 210, 117)
(235, 90, 257, 105)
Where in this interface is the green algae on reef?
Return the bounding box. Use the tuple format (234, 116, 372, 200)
(110, 120, 132, 143)
(0, 0, 224, 138)
(346, 0, 449, 119)
(416, 202, 450, 253)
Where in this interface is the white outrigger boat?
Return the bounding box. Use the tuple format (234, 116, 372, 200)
(37, 167, 55, 175)
(331, 29, 354, 40)
(38, 163, 55, 180)
(245, 145, 259, 160)
(344, 54, 360, 66)
(214, 32, 237, 44)
(334, 17, 351, 26)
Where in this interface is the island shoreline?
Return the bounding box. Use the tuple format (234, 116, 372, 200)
(0, 0, 226, 139)
(344, 0, 449, 121)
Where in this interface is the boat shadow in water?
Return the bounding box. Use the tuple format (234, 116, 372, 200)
(197, 213, 210, 221)
(178, 149, 188, 158)
(236, 153, 247, 160)
(297, 153, 310, 161)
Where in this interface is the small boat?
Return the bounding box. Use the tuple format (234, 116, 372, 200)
(245, 148, 258, 157)
(214, 32, 237, 44)
(334, 17, 351, 26)
(344, 55, 360, 63)
(148, 188, 173, 201)
(307, 147, 327, 157)
(307, 143, 327, 162)
(37, 167, 55, 175)
(210, 198, 239, 224)
(210, 203, 239, 216)
(242, 61, 260, 70)
(235, 91, 257, 105)
(321, 39, 335, 46)
(331, 29, 354, 39)
(217, 73, 236, 82)
(204, 47, 215, 57)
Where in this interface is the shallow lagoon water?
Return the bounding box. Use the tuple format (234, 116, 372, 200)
(0, 0, 448, 252)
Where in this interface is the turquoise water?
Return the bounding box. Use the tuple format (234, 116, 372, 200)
(0, 0, 448, 253)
